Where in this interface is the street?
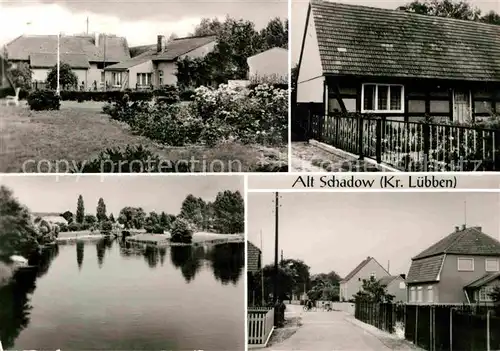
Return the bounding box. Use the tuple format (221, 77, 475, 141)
(269, 304, 398, 351)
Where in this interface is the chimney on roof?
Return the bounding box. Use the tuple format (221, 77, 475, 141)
(157, 35, 166, 53)
(461, 224, 467, 230)
(455, 226, 460, 232)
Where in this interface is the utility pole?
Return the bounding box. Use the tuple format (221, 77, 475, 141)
(86, 17, 89, 35)
(103, 34, 107, 92)
(273, 192, 279, 304)
(260, 229, 264, 306)
(56, 32, 60, 95)
(464, 200, 467, 227)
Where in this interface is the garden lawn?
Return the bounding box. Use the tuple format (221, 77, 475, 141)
(0, 104, 285, 172)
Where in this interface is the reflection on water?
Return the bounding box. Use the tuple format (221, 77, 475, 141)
(0, 238, 244, 350)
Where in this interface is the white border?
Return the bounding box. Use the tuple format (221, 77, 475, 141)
(244, 174, 249, 349)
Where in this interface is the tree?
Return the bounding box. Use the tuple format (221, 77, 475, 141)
(167, 32, 178, 42)
(84, 215, 97, 226)
(260, 17, 288, 50)
(179, 195, 207, 230)
(212, 190, 244, 234)
(96, 198, 107, 222)
(9, 62, 32, 90)
(0, 186, 39, 257)
(354, 276, 395, 303)
(108, 213, 115, 223)
(280, 259, 311, 296)
(76, 195, 85, 224)
(100, 220, 113, 234)
(46, 62, 78, 90)
(60, 210, 74, 224)
(192, 17, 223, 36)
(398, 0, 481, 21)
(170, 217, 195, 243)
(118, 207, 146, 229)
(481, 11, 500, 25)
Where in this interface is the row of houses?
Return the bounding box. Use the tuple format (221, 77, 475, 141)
(247, 225, 500, 306)
(2, 32, 288, 91)
(340, 225, 500, 305)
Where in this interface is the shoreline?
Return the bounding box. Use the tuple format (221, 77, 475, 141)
(126, 232, 244, 247)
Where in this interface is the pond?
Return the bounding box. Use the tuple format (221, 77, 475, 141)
(0, 238, 245, 350)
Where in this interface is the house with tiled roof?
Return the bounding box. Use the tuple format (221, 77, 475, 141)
(5, 33, 130, 90)
(104, 34, 216, 90)
(297, 0, 500, 123)
(339, 256, 391, 301)
(247, 241, 262, 305)
(407, 225, 500, 304)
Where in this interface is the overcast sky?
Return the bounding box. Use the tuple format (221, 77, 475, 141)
(0, 175, 243, 216)
(247, 192, 500, 277)
(0, 0, 287, 47)
(291, 0, 500, 64)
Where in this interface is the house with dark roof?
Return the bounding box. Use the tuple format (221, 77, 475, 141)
(406, 225, 500, 304)
(297, 0, 500, 123)
(247, 241, 262, 305)
(339, 256, 391, 301)
(104, 34, 216, 90)
(5, 33, 130, 90)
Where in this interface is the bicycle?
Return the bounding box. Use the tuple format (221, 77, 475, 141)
(303, 304, 316, 312)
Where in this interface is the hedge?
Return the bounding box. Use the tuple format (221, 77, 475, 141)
(0, 87, 30, 100)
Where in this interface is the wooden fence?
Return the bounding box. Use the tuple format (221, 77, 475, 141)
(355, 302, 500, 351)
(248, 307, 274, 348)
(303, 113, 500, 171)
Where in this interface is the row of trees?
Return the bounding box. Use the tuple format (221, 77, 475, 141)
(59, 190, 244, 239)
(176, 16, 288, 88)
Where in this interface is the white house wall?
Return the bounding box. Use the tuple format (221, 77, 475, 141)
(341, 259, 391, 301)
(155, 61, 177, 86)
(128, 60, 154, 88)
(32, 68, 88, 87)
(87, 63, 101, 88)
(297, 12, 324, 103)
(247, 48, 288, 81)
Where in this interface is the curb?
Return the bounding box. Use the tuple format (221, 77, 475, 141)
(309, 139, 400, 172)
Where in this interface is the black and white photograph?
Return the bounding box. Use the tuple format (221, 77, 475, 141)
(291, 0, 500, 172)
(0, 175, 245, 350)
(0, 0, 288, 173)
(247, 191, 500, 350)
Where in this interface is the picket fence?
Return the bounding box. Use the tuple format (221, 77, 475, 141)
(248, 307, 275, 348)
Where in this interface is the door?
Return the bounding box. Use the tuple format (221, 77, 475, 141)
(453, 89, 471, 123)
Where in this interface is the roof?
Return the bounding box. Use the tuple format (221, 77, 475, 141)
(309, 1, 500, 81)
(413, 227, 500, 260)
(6, 34, 130, 63)
(30, 53, 89, 69)
(465, 273, 500, 289)
(154, 35, 216, 61)
(248, 47, 288, 61)
(407, 254, 445, 284)
(247, 241, 261, 273)
(379, 275, 402, 286)
(105, 50, 153, 70)
(340, 256, 388, 283)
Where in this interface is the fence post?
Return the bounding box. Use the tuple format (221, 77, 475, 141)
(450, 308, 453, 351)
(318, 113, 323, 142)
(430, 306, 433, 351)
(358, 114, 364, 160)
(487, 310, 490, 351)
(422, 123, 430, 171)
(335, 115, 340, 147)
(376, 118, 382, 163)
(415, 305, 419, 345)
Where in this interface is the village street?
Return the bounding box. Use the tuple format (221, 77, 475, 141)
(269, 304, 416, 351)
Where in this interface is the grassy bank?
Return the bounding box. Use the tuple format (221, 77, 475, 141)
(127, 232, 244, 246)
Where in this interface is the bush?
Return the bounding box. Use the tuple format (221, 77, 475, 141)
(179, 89, 196, 101)
(0, 87, 30, 100)
(154, 85, 179, 104)
(68, 222, 81, 232)
(170, 217, 194, 243)
(27, 90, 60, 111)
(71, 144, 191, 173)
(145, 224, 164, 234)
(100, 221, 113, 234)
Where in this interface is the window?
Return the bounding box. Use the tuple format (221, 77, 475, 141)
(457, 257, 474, 271)
(136, 73, 152, 86)
(158, 70, 164, 85)
(479, 286, 494, 302)
(427, 286, 434, 303)
(112, 72, 122, 86)
(486, 258, 499, 272)
(417, 286, 423, 302)
(362, 84, 404, 113)
(410, 287, 416, 302)
(399, 282, 406, 289)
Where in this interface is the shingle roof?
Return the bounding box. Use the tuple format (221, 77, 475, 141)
(465, 273, 500, 288)
(247, 241, 261, 273)
(413, 227, 500, 260)
(105, 50, 153, 70)
(153, 35, 216, 61)
(6, 34, 130, 63)
(340, 256, 389, 283)
(407, 254, 445, 284)
(310, 0, 500, 81)
(30, 53, 89, 69)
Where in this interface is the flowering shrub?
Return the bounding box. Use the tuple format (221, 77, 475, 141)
(103, 84, 288, 147)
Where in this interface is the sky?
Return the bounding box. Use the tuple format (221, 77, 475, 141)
(0, 175, 243, 216)
(0, 0, 287, 47)
(247, 192, 500, 277)
(291, 0, 500, 64)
